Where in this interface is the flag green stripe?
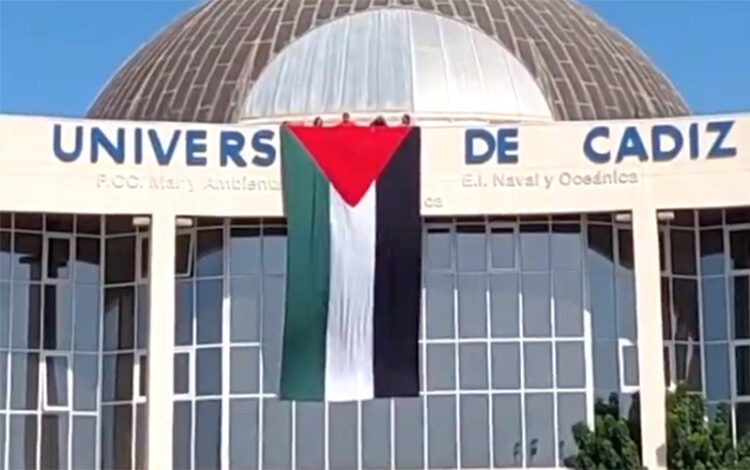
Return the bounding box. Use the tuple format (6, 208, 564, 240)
(280, 128, 330, 400)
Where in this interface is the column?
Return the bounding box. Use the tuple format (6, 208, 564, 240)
(631, 204, 667, 469)
(147, 212, 176, 470)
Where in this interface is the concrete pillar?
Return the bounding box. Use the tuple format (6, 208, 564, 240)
(146, 212, 176, 470)
(631, 204, 667, 469)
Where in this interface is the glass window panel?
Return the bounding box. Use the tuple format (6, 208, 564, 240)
(493, 394, 523, 468)
(76, 215, 100, 235)
(175, 233, 192, 276)
(737, 403, 750, 438)
(552, 224, 582, 271)
(74, 354, 98, 411)
(261, 276, 285, 394)
(458, 274, 487, 338)
(0, 415, 3, 468)
(733, 276, 750, 339)
(705, 344, 730, 401)
(136, 404, 147, 470)
(673, 279, 700, 341)
(196, 348, 221, 396)
(74, 284, 99, 351)
(593, 340, 618, 394)
(395, 398, 424, 469)
(0, 352, 5, 409)
(105, 236, 135, 283)
(11, 283, 41, 349)
(701, 229, 725, 275)
(699, 209, 723, 227)
(672, 210, 695, 227)
(671, 230, 696, 275)
(702, 277, 728, 341)
(230, 399, 259, 470)
(426, 273, 455, 339)
(10, 352, 38, 410)
(45, 355, 68, 407)
(72, 416, 96, 470)
(659, 230, 667, 271)
(102, 353, 133, 402)
(175, 280, 193, 346)
(262, 226, 287, 274)
(623, 344, 640, 387)
(329, 402, 358, 470)
(174, 353, 189, 395)
(491, 227, 514, 269)
(195, 400, 221, 470)
(295, 402, 324, 470)
(0, 231, 11, 279)
(197, 279, 222, 344)
(262, 400, 292, 469)
(41, 414, 68, 470)
(103, 286, 135, 351)
(459, 343, 488, 390)
(13, 233, 42, 281)
(589, 272, 616, 339)
(43, 284, 73, 349)
(197, 217, 223, 228)
(16, 214, 43, 231)
(196, 229, 223, 277)
(736, 346, 750, 396)
(230, 228, 261, 275)
(556, 342, 585, 388)
(427, 228, 452, 270)
(101, 404, 132, 470)
(526, 393, 555, 467)
(105, 216, 133, 234)
(618, 228, 634, 271)
(526, 393, 556, 467)
(230, 276, 260, 342)
(731, 230, 750, 270)
(47, 237, 71, 279)
(524, 342, 553, 389)
(491, 343, 520, 389)
(587, 225, 614, 275)
(522, 273, 551, 337)
(664, 346, 671, 386)
(427, 395, 457, 468)
(460, 394, 490, 468)
(674, 344, 701, 390)
(490, 273, 519, 338)
(457, 225, 486, 272)
(173, 401, 192, 470)
(616, 273, 637, 341)
(9, 415, 37, 470)
(136, 284, 149, 349)
(661, 277, 673, 340)
(427, 344, 455, 391)
(558, 393, 586, 466)
(0, 283, 8, 348)
(362, 399, 390, 470)
(139, 356, 148, 398)
(230, 346, 259, 394)
(0, 212, 8, 228)
(141, 236, 150, 280)
(554, 272, 583, 337)
(521, 224, 549, 271)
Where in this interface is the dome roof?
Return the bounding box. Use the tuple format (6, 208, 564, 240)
(88, 0, 689, 123)
(244, 9, 553, 123)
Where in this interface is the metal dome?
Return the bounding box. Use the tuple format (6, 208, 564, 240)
(88, 0, 689, 123)
(243, 9, 553, 123)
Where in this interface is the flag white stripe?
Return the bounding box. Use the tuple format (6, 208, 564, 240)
(325, 185, 377, 401)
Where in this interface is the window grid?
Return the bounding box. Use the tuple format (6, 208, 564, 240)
(0, 214, 147, 470)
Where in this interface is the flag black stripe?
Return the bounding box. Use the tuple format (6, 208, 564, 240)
(373, 128, 422, 398)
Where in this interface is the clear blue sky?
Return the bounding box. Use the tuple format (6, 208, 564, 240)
(0, 0, 748, 117)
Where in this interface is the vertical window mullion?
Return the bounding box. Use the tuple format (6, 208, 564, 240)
(221, 220, 230, 470)
(516, 222, 527, 468)
(727, 224, 740, 441)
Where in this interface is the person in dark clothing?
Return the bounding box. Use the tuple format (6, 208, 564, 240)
(371, 115, 387, 127)
(313, 117, 323, 127)
(401, 114, 411, 125)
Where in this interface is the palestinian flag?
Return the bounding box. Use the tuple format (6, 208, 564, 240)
(279, 123, 421, 402)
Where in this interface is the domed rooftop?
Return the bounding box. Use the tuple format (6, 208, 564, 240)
(88, 0, 689, 123)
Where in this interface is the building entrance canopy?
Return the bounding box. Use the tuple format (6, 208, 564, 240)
(1, 113, 748, 217)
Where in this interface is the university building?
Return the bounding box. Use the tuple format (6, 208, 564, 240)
(0, 0, 749, 469)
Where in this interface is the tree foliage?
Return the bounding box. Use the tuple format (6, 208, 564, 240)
(568, 385, 750, 469)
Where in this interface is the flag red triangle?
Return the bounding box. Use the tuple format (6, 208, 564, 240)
(287, 125, 411, 206)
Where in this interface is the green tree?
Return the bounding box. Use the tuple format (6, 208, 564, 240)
(568, 385, 750, 469)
